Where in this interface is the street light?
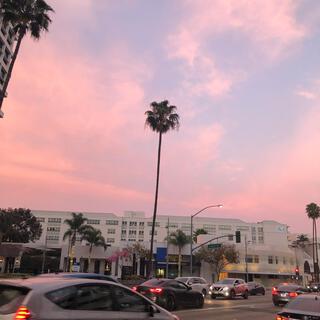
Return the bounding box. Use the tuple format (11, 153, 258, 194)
(190, 204, 223, 275)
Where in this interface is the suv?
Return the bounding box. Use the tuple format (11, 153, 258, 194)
(176, 277, 210, 296)
(209, 278, 249, 299)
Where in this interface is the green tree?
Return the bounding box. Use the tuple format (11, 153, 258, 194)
(81, 227, 107, 267)
(0, 208, 42, 245)
(145, 100, 179, 276)
(294, 234, 310, 248)
(167, 229, 190, 277)
(306, 203, 320, 282)
(63, 212, 90, 270)
(195, 245, 239, 281)
(193, 228, 208, 243)
(0, 0, 54, 113)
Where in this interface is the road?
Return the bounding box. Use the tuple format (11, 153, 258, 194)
(173, 293, 281, 320)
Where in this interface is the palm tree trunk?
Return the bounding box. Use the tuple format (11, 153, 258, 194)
(178, 247, 182, 277)
(88, 244, 92, 272)
(313, 220, 316, 281)
(315, 220, 319, 282)
(0, 30, 24, 110)
(148, 132, 162, 277)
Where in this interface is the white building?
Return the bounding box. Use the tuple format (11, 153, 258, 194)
(0, 14, 15, 118)
(23, 209, 313, 285)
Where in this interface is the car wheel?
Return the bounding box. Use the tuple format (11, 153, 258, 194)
(195, 295, 204, 308)
(166, 295, 176, 311)
(202, 289, 207, 297)
(261, 289, 265, 296)
(243, 290, 249, 299)
(229, 290, 235, 300)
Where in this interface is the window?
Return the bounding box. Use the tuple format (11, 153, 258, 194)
(139, 222, 144, 226)
(268, 256, 273, 264)
(246, 255, 253, 263)
(236, 226, 249, 231)
(46, 286, 77, 309)
(129, 230, 136, 235)
(87, 219, 100, 225)
(254, 255, 259, 263)
(149, 230, 157, 235)
(48, 218, 62, 223)
(122, 221, 127, 226)
(129, 221, 137, 227)
(218, 225, 232, 231)
(228, 235, 234, 241)
(258, 235, 264, 243)
(258, 227, 264, 233)
(37, 217, 45, 222)
(47, 227, 60, 232)
(107, 238, 115, 243)
(252, 235, 257, 243)
(147, 222, 160, 227)
(275, 256, 279, 264)
(107, 229, 116, 234)
(139, 230, 144, 235)
(106, 220, 118, 225)
(251, 227, 256, 233)
(47, 235, 59, 241)
(121, 230, 126, 236)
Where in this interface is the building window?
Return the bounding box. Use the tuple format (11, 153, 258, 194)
(122, 221, 127, 226)
(258, 235, 264, 243)
(107, 229, 116, 234)
(258, 227, 264, 233)
(128, 239, 136, 242)
(139, 222, 144, 226)
(48, 218, 62, 223)
(47, 235, 59, 241)
(121, 230, 126, 235)
(246, 255, 253, 263)
(149, 230, 157, 236)
(275, 256, 279, 264)
(254, 255, 259, 263)
(107, 238, 115, 243)
(129, 230, 136, 235)
(106, 220, 119, 225)
(268, 256, 273, 264)
(236, 226, 250, 231)
(47, 227, 60, 232)
(147, 222, 160, 227)
(228, 235, 234, 241)
(139, 231, 144, 235)
(87, 219, 100, 225)
(37, 217, 45, 222)
(129, 221, 137, 227)
(252, 235, 256, 243)
(218, 225, 232, 231)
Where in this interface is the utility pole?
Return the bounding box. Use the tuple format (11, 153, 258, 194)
(166, 217, 169, 277)
(245, 235, 248, 282)
(41, 236, 48, 274)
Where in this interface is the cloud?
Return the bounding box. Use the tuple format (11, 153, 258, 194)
(297, 90, 317, 100)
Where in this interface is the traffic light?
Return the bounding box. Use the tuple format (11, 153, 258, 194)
(235, 231, 241, 243)
(295, 267, 299, 276)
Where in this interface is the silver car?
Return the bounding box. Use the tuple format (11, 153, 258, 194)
(0, 277, 180, 320)
(175, 277, 210, 297)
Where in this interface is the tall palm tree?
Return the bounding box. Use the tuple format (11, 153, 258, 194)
(63, 212, 89, 271)
(145, 100, 179, 276)
(193, 228, 208, 243)
(167, 229, 190, 277)
(81, 227, 107, 269)
(0, 0, 54, 112)
(306, 203, 320, 282)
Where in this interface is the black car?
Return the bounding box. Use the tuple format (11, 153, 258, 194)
(272, 283, 306, 306)
(277, 294, 320, 320)
(37, 272, 120, 283)
(307, 282, 320, 292)
(247, 281, 265, 295)
(134, 278, 204, 311)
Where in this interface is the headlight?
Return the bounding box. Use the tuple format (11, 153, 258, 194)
(210, 285, 213, 290)
(223, 287, 229, 291)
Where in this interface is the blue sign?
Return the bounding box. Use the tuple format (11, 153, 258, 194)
(156, 247, 167, 262)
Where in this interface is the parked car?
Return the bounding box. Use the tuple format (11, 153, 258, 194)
(0, 277, 180, 320)
(276, 294, 320, 320)
(247, 281, 265, 295)
(272, 283, 307, 306)
(307, 282, 320, 292)
(175, 277, 210, 296)
(134, 278, 204, 311)
(209, 278, 249, 299)
(38, 272, 120, 283)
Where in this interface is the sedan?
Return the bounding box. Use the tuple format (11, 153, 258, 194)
(272, 283, 306, 306)
(0, 277, 180, 320)
(175, 277, 210, 296)
(247, 281, 265, 295)
(134, 279, 204, 311)
(276, 294, 320, 320)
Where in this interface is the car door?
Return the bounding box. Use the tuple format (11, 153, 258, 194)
(188, 278, 201, 293)
(167, 281, 193, 306)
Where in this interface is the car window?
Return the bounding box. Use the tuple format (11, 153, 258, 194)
(46, 286, 77, 309)
(170, 281, 188, 290)
(217, 279, 235, 285)
(176, 277, 188, 283)
(113, 286, 148, 312)
(286, 296, 320, 313)
(200, 278, 207, 284)
(0, 285, 29, 315)
(234, 280, 239, 285)
(192, 278, 200, 284)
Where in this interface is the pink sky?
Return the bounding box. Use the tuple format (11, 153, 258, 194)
(1, 0, 320, 233)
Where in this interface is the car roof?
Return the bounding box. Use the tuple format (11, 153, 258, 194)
(38, 272, 113, 277)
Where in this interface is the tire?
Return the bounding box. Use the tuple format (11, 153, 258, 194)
(261, 289, 265, 296)
(202, 289, 207, 297)
(165, 295, 176, 311)
(243, 290, 249, 299)
(229, 290, 235, 300)
(195, 295, 204, 308)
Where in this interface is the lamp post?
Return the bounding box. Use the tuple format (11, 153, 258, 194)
(190, 204, 223, 275)
(244, 235, 252, 282)
(166, 217, 169, 277)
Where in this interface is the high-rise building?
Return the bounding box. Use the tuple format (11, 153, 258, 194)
(0, 15, 15, 118)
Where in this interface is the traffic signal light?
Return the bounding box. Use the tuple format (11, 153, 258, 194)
(295, 267, 299, 276)
(235, 231, 241, 243)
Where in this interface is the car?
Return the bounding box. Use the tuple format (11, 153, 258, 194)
(272, 283, 307, 306)
(175, 277, 210, 296)
(134, 278, 204, 311)
(37, 272, 120, 283)
(307, 282, 320, 292)
(247, 281, 265, 295)
(276, 294, 320, 320)
(0, 277, 180, 320)
(209, 278, 249, 299)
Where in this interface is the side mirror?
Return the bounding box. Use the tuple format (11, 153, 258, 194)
(148, 304, 158, 317)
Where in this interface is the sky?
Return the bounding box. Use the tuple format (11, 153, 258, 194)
(1, 0, 320, 233)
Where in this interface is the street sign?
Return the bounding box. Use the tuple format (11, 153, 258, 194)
(208, 243, 221, 249)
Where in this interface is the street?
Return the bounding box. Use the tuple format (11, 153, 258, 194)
(174, 293, 280, 320)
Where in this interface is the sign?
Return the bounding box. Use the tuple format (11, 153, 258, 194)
(208, 243, 221, 249)
(72, 263, 80, 272)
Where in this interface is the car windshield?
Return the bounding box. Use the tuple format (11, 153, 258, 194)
(142, 279, 167, 286)
(286, 296, 320, 313)
(278, 285, 299, 291)
(216, 279, 235, 285)
(0, 285, 29, 315)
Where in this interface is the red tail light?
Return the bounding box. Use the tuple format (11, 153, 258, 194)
(289, 292, 298, 298)
(150, 287, 163, 294)
(15, 306, 31, 320)
(132, 286, 137, 291)
(272, 287, 278, 295)
(276, 316, 289, 320)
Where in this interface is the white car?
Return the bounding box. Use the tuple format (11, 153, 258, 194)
(176, 277, 210, 296)
(0, 277, 180, 320)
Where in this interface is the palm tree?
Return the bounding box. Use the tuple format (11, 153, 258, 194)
(145, 100, 179, 276)
(81, 227, 107, 269)
(167, 229, 190, 277)
(63, 212, 89, 271)
(306, 203, 320, 282)
(193, 228, 208, 243)
(0, 0, 54, 112)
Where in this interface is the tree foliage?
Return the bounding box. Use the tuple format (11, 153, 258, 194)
(0, 208, 42, 244)
(126, 242, 150, 259)
(195, 244, 239, 280)
(193, 228, 208, 243)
